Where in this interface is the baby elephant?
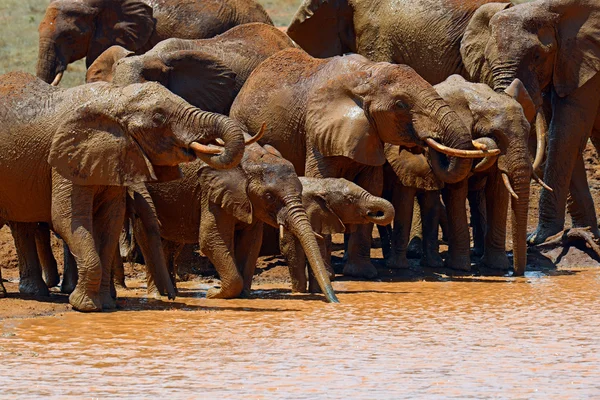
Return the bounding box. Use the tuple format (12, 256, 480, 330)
(281, 177, 394, 293)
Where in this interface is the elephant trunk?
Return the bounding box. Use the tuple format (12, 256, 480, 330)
(281, 199, 339, 303)
(37, 39, 64, 85)
(423, 101, 474, 184)
(508, 167, 530, 276)
(362, 194, 395, 226)
(186, 108, 246, 170)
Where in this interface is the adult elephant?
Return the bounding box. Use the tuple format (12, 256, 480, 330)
(37, 0, 273, 85)
(230, 48, 496, 278)
(86, 23, 296, 113)
(383, 76, 536, 274)
(466, 0, 600, 244)
(0, 71, 247, 311)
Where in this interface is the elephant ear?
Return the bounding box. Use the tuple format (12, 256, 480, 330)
(86, 45, 134, 83)
(303, 193, 345, 235)
(461, 2, 512, 82)
(549, 0, 600, 97)
(87, 0, 155, 67)
(199, 165, 253, 224)
(49, 101, 157, 186)
(287, 0, 355, 58)
(306, 70, 385, 166)
(160, 50, 237, 113)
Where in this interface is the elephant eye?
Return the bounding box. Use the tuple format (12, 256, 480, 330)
(152, 113, 167, 126)
(265, 192, 275, 203)
(395, 99, 409, 110)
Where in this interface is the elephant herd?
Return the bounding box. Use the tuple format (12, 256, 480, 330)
(0, 0, 598, 312)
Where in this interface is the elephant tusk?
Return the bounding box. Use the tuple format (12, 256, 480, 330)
(214, 123, 267, 147)
(533, 109, 547, 172)
(314, 231, 324, 240)
(502, 172, 519, 200)
(425, 138, 501, 158)
(51, 71, 64, 86)
(531, 170, 553, 192)
(279, 224, 285, 240)
(472, 140, 488, 151)
(190, 142, 222, 155)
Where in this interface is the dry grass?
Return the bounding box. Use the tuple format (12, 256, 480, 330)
(0, 0, 301, 88)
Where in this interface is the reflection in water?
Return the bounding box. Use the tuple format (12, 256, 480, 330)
(1, 269, 600, 398)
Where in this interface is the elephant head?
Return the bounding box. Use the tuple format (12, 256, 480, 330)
(87, 45, 238, 114)
(49, 81, 247, 185)
(299, 177, 395, 234)
(462, 0, 600, 168)
(306, 57, 495, 183)
(37, 0, 155, 85)
(242, 143, 339, 302)
(436, 75, 535, 275)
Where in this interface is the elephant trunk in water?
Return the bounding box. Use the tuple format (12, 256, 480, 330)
(362, 194, 395, 226)
(37, 39, 65, 85)
(183, 107, 246, 170)
(280, 199, 339, 303)
(507, 165, 531, 276)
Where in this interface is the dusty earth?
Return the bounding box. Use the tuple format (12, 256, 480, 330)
(1, 144, 600, 320)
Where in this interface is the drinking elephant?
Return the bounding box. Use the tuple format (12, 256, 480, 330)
(0, 71, 247, 311)
(230, 48, 496, 279)
(136, 139, 339, 302)
(36, 0, 273, 85)
(281, 177, 394, 293)
(86, 23, 296, 113)
(463, 0, 600, 244)
(383, 76, 537, 274)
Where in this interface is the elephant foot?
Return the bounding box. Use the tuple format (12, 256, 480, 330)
(527, 224, 563, 245)
(291, 280, 308, 293)
(114, 279, 127, 290)
(385, 253, 409, 269)
(444, 255, 472, 272)
(44, 271, 61, 289)
(479, 251, 510, 273)
(69, 286, 102, 312)
(206, 281, 243, 299)
(421, 251, 443, 268)
(343, 259, 378, 279)
(19, 277, 50, 297)
(239, 288, 252, 298)
(407, 237, 423, 259)
(61, 276, 77, 295)
(0, 282, 6, 298)
(100, 291, 117, 310)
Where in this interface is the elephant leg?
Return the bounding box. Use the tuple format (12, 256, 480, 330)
(36, 223, 60, 288)
(567, 153, 600, 235)
(0, 268, 5, 298)
(468, 188, 487, 257)
(343, 166, 383, 279)
(9, 222, 49, 296)
(147, 239, 178, 297)
(442, 180, 471, 271)
(235, 222, 264, 297)
(280, 230, 308, 293)
(388, 184, 416, 269)
(407, 197, 423, 259)
(113, 244, 126, 290)
(480, 169, 510, 271)
(419, 190, 443, 268)
(438, 200, 449, 243)
(531, 77, 600, 244)
(61, 242, 78, 294)
(200, 205, 243, 299)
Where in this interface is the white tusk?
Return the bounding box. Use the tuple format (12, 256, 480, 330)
(502, 172, 519, 200)
(51, 71, 64, 86)
(279, 224, 284, 240)
(425, 138, 501, 158)
(532, 169, 553, 192)
(190, 142, 222, 155)
(314, 231, 324, 240)
(212, 123, 266, 148)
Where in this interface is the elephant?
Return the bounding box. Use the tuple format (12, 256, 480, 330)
(86, 23, 296, 114)
(0, 71, 247, 311)
(36, 0, 273, 85)
(136, 139, 339, 302)
(463, 0, 600, 245)
(280, 177, 394, 293)
(382, 75, 536, 274)
(230, 48, 496, 279)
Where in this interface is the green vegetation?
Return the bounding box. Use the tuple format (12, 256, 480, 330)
(0, 0, 301, 88)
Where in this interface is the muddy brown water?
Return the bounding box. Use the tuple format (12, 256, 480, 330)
(1, 269, 599, 398)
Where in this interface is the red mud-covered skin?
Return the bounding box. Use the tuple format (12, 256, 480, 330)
(36, 0, 273, 84)
(0, 71, 247, 311)
(86, 23, 296, 113)
(230, 48, 480, 279)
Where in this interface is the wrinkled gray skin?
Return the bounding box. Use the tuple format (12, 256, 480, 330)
(0, 72, 246, 311)
(231, 48, 485, 280)
(86, 23, 296, 114)
(37, 0, 273, 85)
(137, 141, 339, 303)
(281, 177, 394, 293)
(382, 75, 533, 274)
